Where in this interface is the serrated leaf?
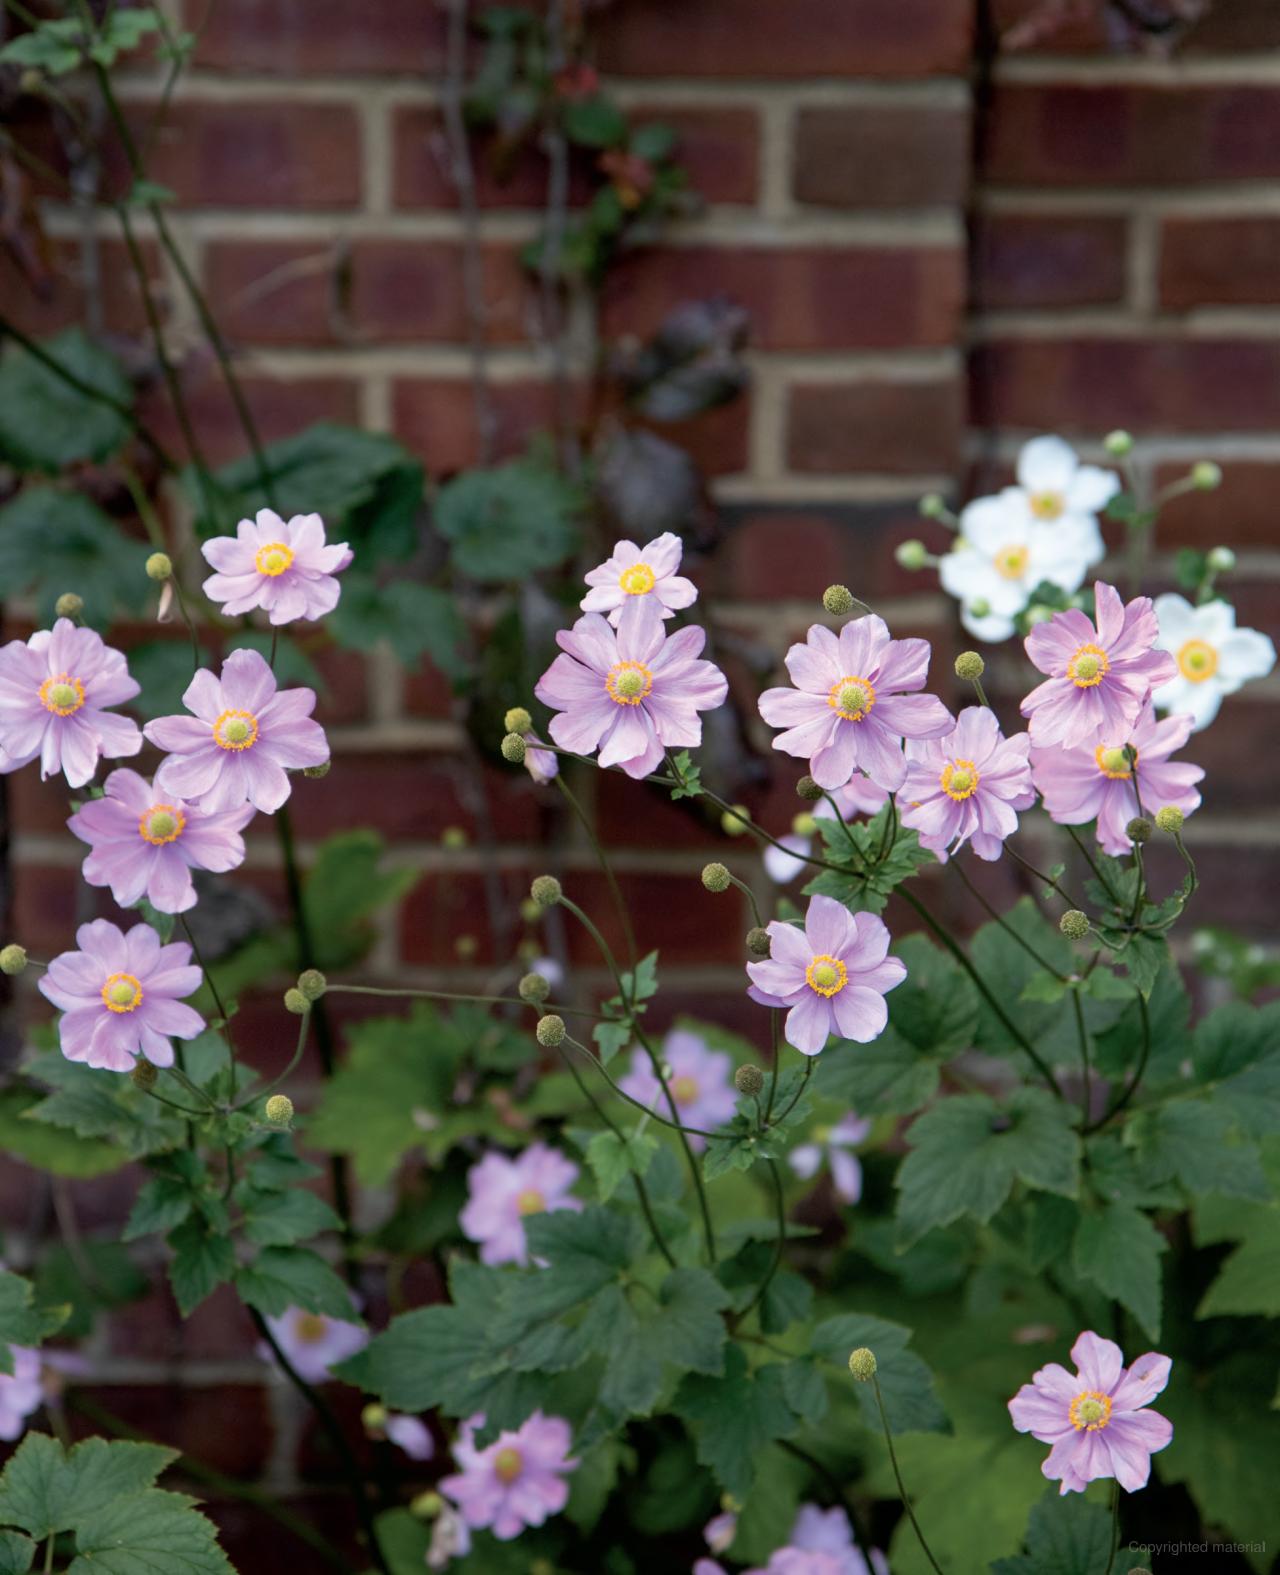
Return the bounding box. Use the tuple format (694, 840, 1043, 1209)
(68, 1486, 233, 1574)
(991, 1488, 1149, 1575)
(0, 1531, 33, 1574)
(812, 1312, 948, 1435)
(584, 1129, 658, 1202)
(804, 808, 934, 914)
(0, 1273, 69, 1373)
(1196, 1207, 1280, 1319)
(0, 1086, 127, 1179)
(0, 330, 132, 471)
(673, 1345, 797, 1498)
(0, 489, 149, 627)
(233, 1247, 358, 1322)
(123, 1174, 198, 1243)
(1125, 1099, 1269, 1202)
(238, 1187, 342, 1247)
(166, 1218, 235, 1317)
(328, 574, 467, 677)
(1071, 1202, 1166, 1340)
(435, 457, 583, 581)
(0, 1435, 176, 1540)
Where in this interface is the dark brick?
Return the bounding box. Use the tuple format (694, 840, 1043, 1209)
(793, 105, 971, 209)
(787, 379, 964, 475)
(972, 211, 1128, 309)
(1159, 216, 1280, 310)
(187, 0, 449, 74)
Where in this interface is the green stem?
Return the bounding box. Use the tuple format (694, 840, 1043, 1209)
(179, 914, 236, 1087)
(738, 1157, 786, 1322)
(1104, 1479, 1121, 1575)
(324, 983, 597, 1020)
(555, 773, 636, 968)
(764, 1007, 782, 1122)
(952, 858, 1067, 980)
(1089, 989, 1150, 1133)
(872, 1373, 945, 1575)
(1070, 985, 1092, 1129)
(1005, 843, 1085, 911)
(562, 1035, 718, 1139)
(241, 1006, 312, 1110)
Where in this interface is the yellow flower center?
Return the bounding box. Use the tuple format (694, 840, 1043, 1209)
(1095, 743, 1135, 780)
(1067, 643, 1109, 688)
(101, 972, 144, 1013)
(994, 544, 1030, 580)
(619, 562, 656, 596)
(605, 660, 653, 706)
(516, 1188, 546, 1217)
(940, 759, 980, 801)
(805, 954, 848, 997)
(40, 674, 85, 717)
(494, 1447, 523, 1484)
(139, 803, 186, 845)
(671, 1075, 699, 1106)
(1176, 638, 1218, 684)
(1029, 490, 1065, 521)
(254, 541, 295, 577)
(1069, 1390, 1113, 1432)
(828, 675, 876, 723)
(213, 709, 259, 751)
(294, 1314, 329, 1344)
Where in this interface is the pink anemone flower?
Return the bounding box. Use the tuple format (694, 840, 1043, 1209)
(1020, 582, 1177, 750)
(900, 706, 1035, 863)
(38, 919, 204, 1073)
(1031, 701, 1203, 856)
(788, 1113, 872, 1204)
(1009, 1329, 1172, 1495)
(440, 1411, 577, 1541)
(262, 1305, 367, 1384)
(534, 607, 727, 780)
(745, 894, 906, 1056)
(144, 648, 328, 814)
(758, 616, 952, 793)
(616, 1028, 738, 1150)
(459, 1143, 582, 1267)
(580, 530, 697, 633)
(0, 619, 142, 788)
(201, 509, 352, 625)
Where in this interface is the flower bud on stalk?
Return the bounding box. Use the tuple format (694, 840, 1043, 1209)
(265, 1095, 294, 1127)
(1155, 806, 1185, 834)
(746, 927, 771, 957)
(54, 593, 84, 620)
(701, 862, 731, 893)
(0, 945, 27, 975)
(1103, 430, 1133, 457)
(1059, 910, 1090, 940)
(954, 652, 985, 681)
(297, 969, 327, 1001)
(1126, 817, 1153, 845)
(501, 733, 527, 764)
(145, 552, 172, 581)
(303, 761, 331, 778)
(734, 1064, 765, 1097)
(822, 584, 856, 617)
(131, 1061, 158, 1090)
(536, 1014, 566, 1048)
(848, 1347, 877, 1382)
(796, 775, 823, 802)
(1206, 546, 1235, 574)
(283, 988, 309, 1016)
(530, 875, 562, 908)
(1191, 461, 1222, 491)
(504, 706, 533, 735)
(895, 539, 929, 570)
(519, 972, 551, 1004)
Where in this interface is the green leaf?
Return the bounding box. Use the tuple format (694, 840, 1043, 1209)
(812, 1312, 948, 1434)
(804, 808, 934, 915)
(368, 1507, 431, 1575)
(34, 1243, 146, 1341)
(303, 830, 420, 973)
(233, 1247, 358, 1321)
(992, 1488, 1149, 1575)
(68, 1487, 234, 1574)
(1196, 1207, 1280, 1318)
(1125, 1099, 1269, 1202)
(0, 1087, 127, 1179)
(122, 1173, 199, 1243)
(0, 1435, 175, 1540)
(1116, 931, 1168, 998)
(0, 1531, 33, 1574)
(0, 489, 149, 626)
(584, 1129, 657, 1202)
(896, 1090, 1080, 1247)
(0, 22, 83, 75)
(673, 1345, 798, 1498)
(630, 123, 678, 162)
(328, 575, 467, 677)
(166, 1217, 235, 1317)
(1071, 1202, 1166, 1340)
(563, 95, 628, 148)
(435, 458, 584, 581)
(0, 1272, 68, 1373)
(239, 1187, 343, 1246)
(25, 1052, 184, 1159)
(0, 330, 132, 471)
(587, 1268, 729, 1424)
(1193, 1001, 1280, 1137)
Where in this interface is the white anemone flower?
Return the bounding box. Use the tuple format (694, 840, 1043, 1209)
(1152, 594, 1276, 731)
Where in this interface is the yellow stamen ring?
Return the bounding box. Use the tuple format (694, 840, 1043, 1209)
(294, 1313, 329, 1344)
(254, 541, 295, 577)
(1067, 643, 1110, 688)
(39, 674, 85, 717)
(494, 1447, 523, 1483)
(139, 803, 186, 845)
(101, 972, 144, 1014)
(1029, 490, 1065, 521)
(671, 1075, 699, 1106)
(1068, 1390, 1113, 1432)
(515, 1188, 545, 1217)
(619, 562, 656, 596)
(1176, 638, 1218, 684)
(806, 954, 848, 997)
(605, 660, 653, 706)
(940, 759, 980, 801)
(213, 709, 259, 751)
(828, 674, 876, 723)
(994, 544, 1030, 580)
(1095, 744, 1136, 780)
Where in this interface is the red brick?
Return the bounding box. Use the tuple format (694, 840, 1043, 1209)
(793, 106, 971, 209)
(5, 237, 164, 338)
(289, 755, 542, 843)
(202, 240, 346, 348)
(1159, 216, 1280, 310)
(566, 871, 747, 967)
(398, 869, 535, 969)
(601, 246, 964, 351)
(595, 0, 972, 77)
(971, 212, 1127, 310)
(989, 0, 1108, 50)
(68, 1383, 271, 1478)
(1153, 461, 1280, 551)
(347, 241, 529, 344)
(139, 374, 360, 468)
(983, 84, 1280, 188)
(1183, 0, 1280, 51)
(787, 379, 964, 475)
(186, 0, 448, 74)
(971, 338, 1280, 434)
(392, 104, 759, 210)
(108, 1280, 258, 1363)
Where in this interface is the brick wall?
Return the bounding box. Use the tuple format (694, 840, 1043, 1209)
(4, 1, 1280, 1565)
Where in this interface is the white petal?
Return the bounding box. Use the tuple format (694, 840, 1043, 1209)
(1017, 435, 1078, 493)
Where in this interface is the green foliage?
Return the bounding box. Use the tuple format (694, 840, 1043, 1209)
(0, 1087, 127, 1179)
(0, 1272, 68, 1374)
(672, 1345, 799, 1499)
(804, 806, 935, 914)
(0, 489, 149, 626)
(1071, 1201, 1166, 1339)
(434, 455, 584, 581)
(811, 1311, 948, 1435)
(993, 1490, 1149, 1575)
(329, 575, 467, 677)
(0, 330, 133, 471)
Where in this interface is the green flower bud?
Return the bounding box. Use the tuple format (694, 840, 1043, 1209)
(297, 969, 327, 1002)
(145, 552, 172, 582)
(284, 988, 309, 1015)
(746, 926, 771, 958)
(131, 1060, 159, 1090)
(519, 898, 542, 924)
(0, 944, 27, 975)
(895, 538, 929, 571)
(1024, 603, 1055, 626)
(822, 584, 855, 617)
(455, 934, 477, 960)
(410, 1490, 443, 1521)
(504, 706, 533, 735)
(530, 875, 562, 908)
(1155, 805, 1185, 834)
(361, 1402, 388, 1432)
(969, 597, 992, 619)
(1191, 461, 1222, 491)
(1126, 816, 1153, 845)
(848, 1347, 877, 1382)
(265, 1094, 294, 1127)
(918, 494, 947, 520)
(702, 862, 732, 894)
(501, 732, 527, 764)
(54, 593, 84, 620)
(302, 761, 331, 778)
(796, 775, 823, 802)
(1059, 910, 1091, 940)
(1207, 546, 1236, 573)
(720, 804, 750, 837)
(792, 812, 817, 838)
(734, 1064, 765, 1096)
(1103, 429, 1133, 457)
(536, 1013, 566, 1048)
(441, 826, 468, 850)
(954, 651, 985, 681)
(519, 972, 551, 1004)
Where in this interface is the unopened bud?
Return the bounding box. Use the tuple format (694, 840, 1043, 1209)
(0, 944, 27, 975)
(297, 969, 327, 1002)
(1155, 805, 1185, 834)
(530, 875, 562, 908)
(969, 597, 991, 619)
(702, 862, 731, 893)
(454, 934, 477, 960)
(504, 706, 533, 735)
(895, 538, 929, 570)
(54, 593, 84, 620)
(441, 826, 468, 850)
(131, 1060, 158, 1090)
(536, 1014, 566, 1048)
(18, 69, 43, 96)
(746, 926, 771, 957)
(734, 1064, 765, 1096)
(1191, 461, 1222, 491)
(1103, 429, 1133, 457)
(284, 988, 309, 1015)
(302, 761, 331, 778)
(918, 494, 947, 520)
(1207, 546, 1236, 574)
(848, 1347, 877, 1382)
(1059, 910, 1090, 940)
(796, 775, 823, 802)
(954, 651, 985, 681)
(265, 1094, 294, 1127)
(1126, 816, 1153, 845)
(822, 584, 855, 617)
(519, 972, 551, 1004)
(410, 1490, 443, 1520)
(720, 804, 750, 837)
(361, 1402, 388, 1432)
(792, 812, 817, 838)
(519, 898, 541, 924)
(145, 552, 172, 581)
(501, 733, 527, 764)
(1024, 603, 1055, 626)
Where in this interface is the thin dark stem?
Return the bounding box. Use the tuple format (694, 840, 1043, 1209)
(1006, 842, 1085, 911)
(325, 982, 598, 1021)
(1070, 986, 1091, 1129)
(179, 913, 236, 1085)
(242, 1005, 312, 1109)
(1104, 1479, 1121, 1575)
(1089, 989, 1150, 1133)
(764, 1008, 782, 1122)
(872, 1373, 945, 1575)
(555, 773, 636, 968)
(769, 1055, 813, 1129)
(738, 1158, 786, 1321)
(1066, 824, 1116, 899)
(563, 1034, 718, 1138)
(952, 857, 1067, 980)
